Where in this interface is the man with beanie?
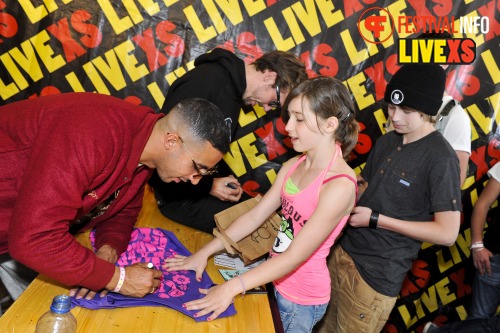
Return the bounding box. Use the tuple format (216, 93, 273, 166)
(149, 48, 308, 232)
(317, 64, 462, 333)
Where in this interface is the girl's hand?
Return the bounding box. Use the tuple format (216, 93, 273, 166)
(348, 206, 372, 228)
(183, 284, 236, 321)
(163, 253, 208, 282)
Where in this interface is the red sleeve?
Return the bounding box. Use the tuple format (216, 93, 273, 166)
(93, 181, 146, 256)
(8, 106, 122, 291)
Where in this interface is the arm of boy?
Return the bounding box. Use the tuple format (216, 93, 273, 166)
(349, 208, 460, 246)
(182, 174, 356, 321)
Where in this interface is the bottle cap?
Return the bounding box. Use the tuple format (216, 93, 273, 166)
(50, 295, 72, 314)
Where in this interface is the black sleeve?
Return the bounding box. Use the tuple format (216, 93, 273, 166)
(148, 171, 214, 202)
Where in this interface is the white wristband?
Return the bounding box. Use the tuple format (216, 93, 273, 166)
(470, 242, 484, 250)
(113, 266, 126, 293)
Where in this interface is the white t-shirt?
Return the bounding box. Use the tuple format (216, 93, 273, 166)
(487, 162, 500, 182)
(434, 95, 472, 154)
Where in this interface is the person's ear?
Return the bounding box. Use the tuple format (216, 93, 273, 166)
(325, 116, 339, 133)
(262, 70, 277, 84)
(164, 132, 178, 150)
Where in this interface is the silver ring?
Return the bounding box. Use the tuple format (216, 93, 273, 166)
(150, 287, 155, 294)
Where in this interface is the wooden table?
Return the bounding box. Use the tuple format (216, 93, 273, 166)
(0, 186, 278, 332)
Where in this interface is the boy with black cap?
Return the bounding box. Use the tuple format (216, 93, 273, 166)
(318, 64, 462, 333)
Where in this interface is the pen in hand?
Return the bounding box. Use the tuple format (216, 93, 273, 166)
(225, 182, 238, 189)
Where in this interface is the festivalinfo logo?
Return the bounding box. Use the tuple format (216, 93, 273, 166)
(357, 7, 489, 64)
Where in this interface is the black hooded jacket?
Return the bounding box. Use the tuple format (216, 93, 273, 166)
(149, 48, 246, 200)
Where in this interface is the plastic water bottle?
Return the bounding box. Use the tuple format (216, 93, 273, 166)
(35, 295, 77, 333)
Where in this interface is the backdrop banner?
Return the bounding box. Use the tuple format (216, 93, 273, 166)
(1, 1, 499, 331)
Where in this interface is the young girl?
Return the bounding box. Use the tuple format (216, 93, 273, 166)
(164, 77, 359, 332)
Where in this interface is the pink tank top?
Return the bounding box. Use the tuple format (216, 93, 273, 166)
(270, 144, 356, 305)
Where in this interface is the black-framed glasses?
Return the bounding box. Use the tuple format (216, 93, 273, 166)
(268, 84, 281, 109)
(177, 135, 218, 177)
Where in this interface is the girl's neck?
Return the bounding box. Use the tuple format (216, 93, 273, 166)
(303, 142, 339, 170)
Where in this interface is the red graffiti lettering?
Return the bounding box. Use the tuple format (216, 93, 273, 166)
(407, 0, 433, 17)
(28, 86, 61, 99)
(0, 9, 17, 43)
(124, 96, 142, 105)
(470, 146, 489, 180)
(381, 323, 398, 333)
(478, 0, 500, 42)
(364, 61, 388, 101)
(156, 20, 184, 58)
(133, 28, 167, 71)
(71, 10, 101, 48)
(487, 141, 500, 166)
(400, 259, 431, 297)
(47, 17, 86, 63)
(385, 54, 400, 76)
(217, 41, 235, 53)
(314, 44, 338, 77)
(237, 32, 264, 63)
(446, 66, 480, 102)
(354, 122, 372, 155)
(431, 0, 453, 16)
(299, 51, 319, 78)
(254, 121, 287, 160)
(447, 268, 472, 298)
(242, 179, 263, 197)
(343, 0, 364, 18)
(275, 117, 292, 149)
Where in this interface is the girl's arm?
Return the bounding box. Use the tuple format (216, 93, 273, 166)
(182, 175, 356, 321)
(163, 159, 296, 279)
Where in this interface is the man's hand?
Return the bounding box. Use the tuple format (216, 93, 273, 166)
(473, 247, 493, 276)
(210, 176, 242, 203)
(117, 263, 163, 297)
(69, 245, 118, 300)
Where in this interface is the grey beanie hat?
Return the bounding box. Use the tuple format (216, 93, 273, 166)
(384, 64, 446, 116)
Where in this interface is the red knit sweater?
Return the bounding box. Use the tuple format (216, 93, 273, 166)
(0, 93, 163, 290)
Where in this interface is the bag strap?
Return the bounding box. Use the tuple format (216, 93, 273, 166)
(438, 98, 458, 121)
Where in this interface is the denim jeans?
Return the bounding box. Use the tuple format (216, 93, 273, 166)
(469, 254, 500, 319)
(274, 289, 328, 333)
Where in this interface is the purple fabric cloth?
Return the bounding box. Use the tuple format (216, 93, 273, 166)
(71, 227, 236, 321)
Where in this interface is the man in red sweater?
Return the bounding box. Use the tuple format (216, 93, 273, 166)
(0, 93, 230, 301)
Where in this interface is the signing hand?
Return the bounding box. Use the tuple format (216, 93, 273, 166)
(348, 206, 372, 228)
(163, 253, 208, 282)
(69, 244, 118, 300)
(118, 263, 163, 297)
(210, 176, 242, 203)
